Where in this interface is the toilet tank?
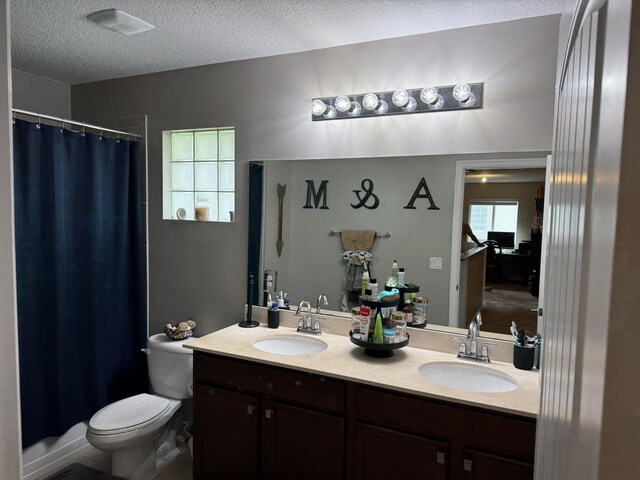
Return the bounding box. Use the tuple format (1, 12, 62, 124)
(147, 333, 194, 399)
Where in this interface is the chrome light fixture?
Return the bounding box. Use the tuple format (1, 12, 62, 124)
(311, 82, 482, 121)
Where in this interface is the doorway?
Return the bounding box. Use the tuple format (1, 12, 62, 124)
(449, 157, 550, 336)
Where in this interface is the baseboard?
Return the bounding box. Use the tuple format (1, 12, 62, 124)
(22, 422, 92, 480)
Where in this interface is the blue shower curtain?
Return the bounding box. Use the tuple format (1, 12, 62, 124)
(13, 119, 147, 448)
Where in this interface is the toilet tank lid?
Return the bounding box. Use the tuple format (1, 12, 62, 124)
(148, 333, 195, 354)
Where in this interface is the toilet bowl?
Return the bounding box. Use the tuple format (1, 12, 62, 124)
(86, 334, 193, 480)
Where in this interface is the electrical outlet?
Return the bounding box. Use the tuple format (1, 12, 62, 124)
(429, 257, 443, 269)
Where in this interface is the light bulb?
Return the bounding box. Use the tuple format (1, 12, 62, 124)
(362, 93, 379, 110)
(460, 92, 476, 107)
(453, 83, 471, 102)
(481, 176, 487, 183)
(402, 97, 417, 112)
(335, 95, 352, 112)
(324, 105, 337, 119)
(428, 94, 444, 110)
(311, 99, 327, 116)
(420, 87, 439, 105)
(392, 89, 410, 107)
(375, 100, 388, 114)
(347, 101, 362, 117)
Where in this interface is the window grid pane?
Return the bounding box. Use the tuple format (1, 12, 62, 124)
(164, 128, 235, 222)
(195, 131, 218, 160)
(469, 201, 518, 243)
(172, 132, 193, 161)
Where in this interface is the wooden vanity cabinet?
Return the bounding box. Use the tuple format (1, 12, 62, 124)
(193, 352, 345, 480)
(193, 352, 535, 480)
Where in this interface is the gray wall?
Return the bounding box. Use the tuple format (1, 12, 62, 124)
(263, 157, 456, 325)
(12, 69, 71, 117)
(71, 15, 560, 335)
(0, 0, 23, 476)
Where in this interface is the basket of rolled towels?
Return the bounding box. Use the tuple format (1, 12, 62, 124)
(163, 319, 196, 340)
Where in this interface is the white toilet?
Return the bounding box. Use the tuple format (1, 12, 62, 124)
(86, 334, 193, 480)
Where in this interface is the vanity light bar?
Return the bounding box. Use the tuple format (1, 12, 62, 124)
(311, 83, 483, 121)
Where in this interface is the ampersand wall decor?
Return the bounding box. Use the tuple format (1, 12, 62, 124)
(351, 178, 380, 209)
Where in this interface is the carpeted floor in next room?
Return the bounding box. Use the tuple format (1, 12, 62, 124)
(480, 282, 538, 336)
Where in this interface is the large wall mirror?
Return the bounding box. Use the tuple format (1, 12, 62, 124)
(249, 154, 549, 339)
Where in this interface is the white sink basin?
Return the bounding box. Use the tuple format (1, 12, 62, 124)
(252, 334, 328, 356)
(418, 362, 517, 393)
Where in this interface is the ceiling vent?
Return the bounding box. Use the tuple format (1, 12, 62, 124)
(87, 9, 154, 35)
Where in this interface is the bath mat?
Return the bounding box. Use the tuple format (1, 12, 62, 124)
(44, 463, 125, 480)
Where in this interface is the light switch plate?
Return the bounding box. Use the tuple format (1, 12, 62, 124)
(429, 257, 443, 269)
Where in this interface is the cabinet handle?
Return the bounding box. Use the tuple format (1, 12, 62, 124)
(265, 408, 274, 419)
(207, 387, 214, 397)
(266, 382, 273, 390)
(437, 452, 445, 465)
(463, 459, 473, 472)
(247, 405, 255, 415)
(294, 380, 303, 386)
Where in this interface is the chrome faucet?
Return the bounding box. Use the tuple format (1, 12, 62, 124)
(316, 293, 328, 314)
(296, 300, 320, 334)
(457, 312, 491, 363)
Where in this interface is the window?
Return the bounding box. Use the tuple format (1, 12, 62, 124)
(162, 127, 235, 222)
(468, 200, 518, 244)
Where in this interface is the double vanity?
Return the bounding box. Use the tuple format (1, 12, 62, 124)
(185, 308, 539, 480)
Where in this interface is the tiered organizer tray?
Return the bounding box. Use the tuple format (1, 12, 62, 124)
(350, 296, 409, 357)
(397, 284, 426, 329)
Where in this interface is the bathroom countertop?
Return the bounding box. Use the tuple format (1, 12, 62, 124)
(184, 324, 540, 418)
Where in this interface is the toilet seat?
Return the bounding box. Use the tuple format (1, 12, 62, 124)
(88, 393, 180, 441)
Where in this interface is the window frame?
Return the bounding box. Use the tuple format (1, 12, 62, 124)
(467, 199, 519, 244)
(162, 126, 236, 223)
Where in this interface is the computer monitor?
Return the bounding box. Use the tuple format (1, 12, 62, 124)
(487, 231, 515, 249)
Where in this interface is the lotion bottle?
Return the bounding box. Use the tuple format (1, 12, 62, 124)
(373, 313, 384, 343)
(398, 268, 405, 287)
(391, 259, 399, 282)
(361, 269, 370, 297)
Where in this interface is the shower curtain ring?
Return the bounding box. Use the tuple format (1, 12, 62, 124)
(99, 129, 103, 140)
(81, 122, 86, 137)
(60, 118, 65, 133)
(11, 110, 15, 124)
(36, 113, 41, 129)
(116, 131, 120, 143)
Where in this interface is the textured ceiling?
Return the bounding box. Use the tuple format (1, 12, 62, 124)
(10, 0, 562, 85)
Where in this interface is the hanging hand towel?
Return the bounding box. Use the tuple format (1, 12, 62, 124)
(340, 230, 376, 311)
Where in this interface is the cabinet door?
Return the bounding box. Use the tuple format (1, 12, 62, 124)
(354, 423, 447, 480)
(262, 401, 344, 480)
(462, 449, 533, 480)
(194, 384, 259, 480)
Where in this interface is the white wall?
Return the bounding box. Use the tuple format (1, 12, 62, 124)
(71, 15, 560, 335)
(0, 0, 22, 477)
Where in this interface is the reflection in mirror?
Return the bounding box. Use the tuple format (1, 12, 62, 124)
(249, 157, 548, 339)
(253, 156, 456, 326)
(462, 168, 546, 336)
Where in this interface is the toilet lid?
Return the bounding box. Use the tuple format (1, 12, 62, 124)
(89, 393, 176, 435)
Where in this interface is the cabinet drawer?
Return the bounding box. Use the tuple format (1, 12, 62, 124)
(355, 385, 535, 460)
(195, 352, 345, 413)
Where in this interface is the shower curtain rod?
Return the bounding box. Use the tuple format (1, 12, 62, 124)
(12, 108, 143, 139)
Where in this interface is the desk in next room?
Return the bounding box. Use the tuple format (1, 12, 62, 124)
(496, 251, 533, 285)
